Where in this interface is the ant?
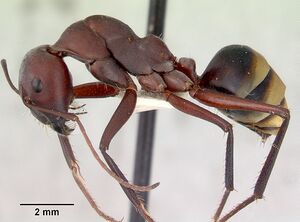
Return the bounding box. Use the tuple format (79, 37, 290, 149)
(2, 15, 289, 222)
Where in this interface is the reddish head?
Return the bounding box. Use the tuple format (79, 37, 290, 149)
(19, 45, 74, 134)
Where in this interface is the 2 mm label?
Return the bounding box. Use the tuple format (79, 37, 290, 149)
(34, 207, 59, 216)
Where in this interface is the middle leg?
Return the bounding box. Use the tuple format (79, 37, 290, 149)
(163, 92, 234, 221)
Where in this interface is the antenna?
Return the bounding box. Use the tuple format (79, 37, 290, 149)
(1, 59, 19, 95)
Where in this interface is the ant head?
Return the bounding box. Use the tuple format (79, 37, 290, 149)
(17, 45, 74, 135)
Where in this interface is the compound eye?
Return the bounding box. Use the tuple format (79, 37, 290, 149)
(31, 77, 43, 93)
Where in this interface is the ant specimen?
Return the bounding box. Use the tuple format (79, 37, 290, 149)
(2, 15, 289, 222)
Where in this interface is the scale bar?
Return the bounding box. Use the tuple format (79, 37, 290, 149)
(20, 203, 74, 206)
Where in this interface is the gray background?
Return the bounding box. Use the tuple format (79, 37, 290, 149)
(0, 0, 299, 221)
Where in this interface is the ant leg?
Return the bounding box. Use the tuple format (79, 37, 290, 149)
(74, 82, 157, 221)
(24, 100, 158, 220)
(58, 134, 121, 222)
(191, 88, 290, 221)
(73, 82, 120, 98)
(24, 101, 125, 221)
(99, 87, 155, 222)
(73, 82, 159, 188)
(163, 92, 234, 221)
